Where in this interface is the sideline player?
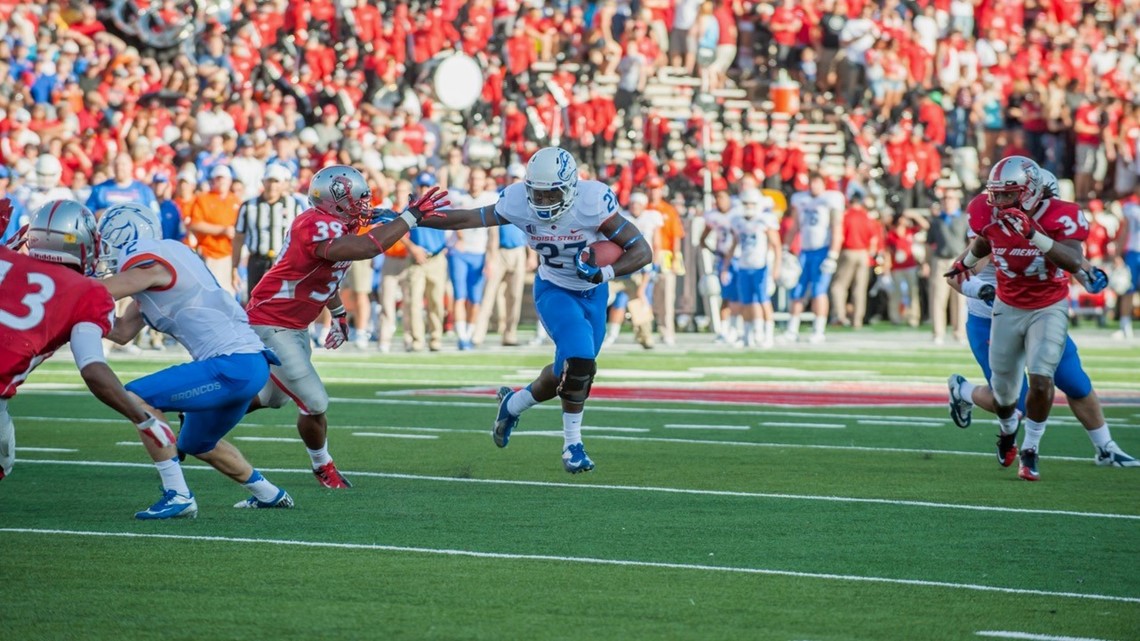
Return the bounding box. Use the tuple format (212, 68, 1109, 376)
(98, 203, 295, 515)
(700, 189, 742, 344)
(784, 173, 845, 343)
(0, 200, 179, 510)
(945, 156, 1089, 481)
(416, 147, 653, 473)
(1116, 190, 1140, 340)
(721, 189, 782, 348)
(244, 165, 449, 487)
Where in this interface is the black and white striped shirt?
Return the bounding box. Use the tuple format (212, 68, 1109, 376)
(236, 195, 301, 258)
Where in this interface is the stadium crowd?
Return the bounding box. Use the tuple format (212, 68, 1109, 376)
(0, 0, 1138, 350)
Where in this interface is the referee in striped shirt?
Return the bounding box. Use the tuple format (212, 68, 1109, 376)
(232, 163, 301, 299)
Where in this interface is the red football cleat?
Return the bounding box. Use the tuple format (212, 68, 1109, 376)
(996, 431, 1018, 468)
(313, 462, 352, 489)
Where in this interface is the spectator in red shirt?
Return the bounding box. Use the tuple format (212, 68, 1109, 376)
(829, 194, 879, 328)
(1074, 96, 1107, 200)
(884, 210, 929, 327)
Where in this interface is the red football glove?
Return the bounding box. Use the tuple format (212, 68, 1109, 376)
(406, 186, 451, 222)
(996, 208, 1042, 240)
(943, 258, 972, 284)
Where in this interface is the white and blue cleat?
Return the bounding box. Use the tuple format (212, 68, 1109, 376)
(135, 489, 198, 520)
(947, 374, 972, 429)
(493, 386, 520, 448)
(562, 443, 595, 474)
(234, 488, 295, 509)
(1096, 442, 1140, 467)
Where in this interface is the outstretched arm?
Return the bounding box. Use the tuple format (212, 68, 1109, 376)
(102, 263, 174, 300)
(418, 203, 509, 231)
(319, 187, 452, 263)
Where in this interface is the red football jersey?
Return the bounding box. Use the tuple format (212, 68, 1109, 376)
(967, 194, 1089, 309)
(246, 209, 353, 330)
(0, 246, 115, 399)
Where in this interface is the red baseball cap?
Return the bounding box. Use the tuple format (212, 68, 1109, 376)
(648, 177, 665, 188)
(1088, 199, 1104, 212)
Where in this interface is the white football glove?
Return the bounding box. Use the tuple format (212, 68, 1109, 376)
(820, 255, 838, 275)
(325, 313, 349, 350)
(136, 414, 177, 448)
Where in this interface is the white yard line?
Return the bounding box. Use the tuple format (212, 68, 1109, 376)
(857, 419, 945, 427)
(665, 424, 751, 431)
(12, 458, 1140, 521)
(759, 422, 846, 429)
(0, 527, 1135, 604)
(233, 437, 303, 444)
(115, 442, 143, 446)
(351, 432, 439, 440)
(17, 447, 77, 453)
(975, 632, 1117, 641)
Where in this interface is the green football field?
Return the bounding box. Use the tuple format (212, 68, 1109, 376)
(2, 330, 1138, 641)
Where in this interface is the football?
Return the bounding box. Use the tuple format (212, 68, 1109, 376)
(581, 240, 623, 267)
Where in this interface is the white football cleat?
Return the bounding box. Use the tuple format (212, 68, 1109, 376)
(1096, 441, 1140, 467)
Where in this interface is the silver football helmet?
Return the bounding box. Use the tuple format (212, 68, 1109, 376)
(25, 200, 99, 276)
(96, 203, 163, 276)
(308, 165, 372, 227)
(525, 147, 579, 223)
(986, 156, 1045, 211)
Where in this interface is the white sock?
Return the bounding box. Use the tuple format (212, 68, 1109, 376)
(998, 414, 1019, 435)
(1086, 424, 1112, 449)
(507, 386, 538, 416)
(1022, 418, 1047, 451)
(242, 469, 281, 502)
(306, 444, 332, 469)
(563, 411, 583, 447)
(155, 457, 190, 496)
(457, 321, 470, 341)
(743, 322, 755, 345)
(812, 316, 826, 335)
(752, 320, 764, 341)
(1123, 317, 1133, 333)
(606, 322, 621, 341)
(764, 320, 775, 342)
(959, 380, 977, 406)
(787, 316, 801, 334)
(733, 315, 744, 332)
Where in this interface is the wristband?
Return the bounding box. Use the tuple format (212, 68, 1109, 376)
(963, 250, 980, 268)
(960, 278, 984, 299)
(399, 210, 418, 229)
(1029, 234, 1054, 253)
(601, 265, 615, 282)
(329, 304, 347, 317)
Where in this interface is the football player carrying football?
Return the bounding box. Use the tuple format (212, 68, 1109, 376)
(98, 203, 295, 518)
(244, 165, 449, 488)
(417, 147, 653, 473)
(946, 169, 1136, 468)
(946, 156, 1090, 481)
(0, 200, 180, 511)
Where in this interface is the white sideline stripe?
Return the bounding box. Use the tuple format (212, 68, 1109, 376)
(0, 528, 1135, 604)
(760, 422, 845, 430)
(233, 437, 304, 444)
(17, 447, 77, 453)
(14, 458, 1140, 521)
(351, 432, 439, 440)
(665, 423, 751, 431)
(115, 441, 143, 447)
(584, 426, 651, 433)
(976, 631, 1117, 641)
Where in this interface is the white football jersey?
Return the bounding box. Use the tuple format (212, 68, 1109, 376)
(703, 206, 739, 257)
(116, 238, 265, 361)
(730, 212, 779, 269)
(494, 180, 619, 291)
(448, 190, 497, 255)
(790, 190, 845, 251)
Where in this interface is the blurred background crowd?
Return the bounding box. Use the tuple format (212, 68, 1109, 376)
(1, 0, 1138, 350)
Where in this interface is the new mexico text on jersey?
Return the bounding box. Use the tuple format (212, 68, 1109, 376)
(967, 194, 1089, 309)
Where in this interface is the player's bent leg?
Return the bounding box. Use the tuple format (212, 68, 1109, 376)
(191, 440, 294, 508)
(557, 357, 597, 474)
(494, 364, 559, 448)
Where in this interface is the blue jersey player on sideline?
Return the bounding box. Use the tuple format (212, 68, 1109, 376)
(98, 203, 295, 518)
(943, 166, 1138, 469)
(418, 147, 653, 473)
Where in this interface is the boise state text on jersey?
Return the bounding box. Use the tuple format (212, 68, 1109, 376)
(494, 180, 620, 292)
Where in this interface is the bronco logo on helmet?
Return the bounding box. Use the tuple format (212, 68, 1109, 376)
(329, 176, 351, 201)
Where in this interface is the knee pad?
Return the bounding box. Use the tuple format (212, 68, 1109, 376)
(557, 358, 597, 404)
